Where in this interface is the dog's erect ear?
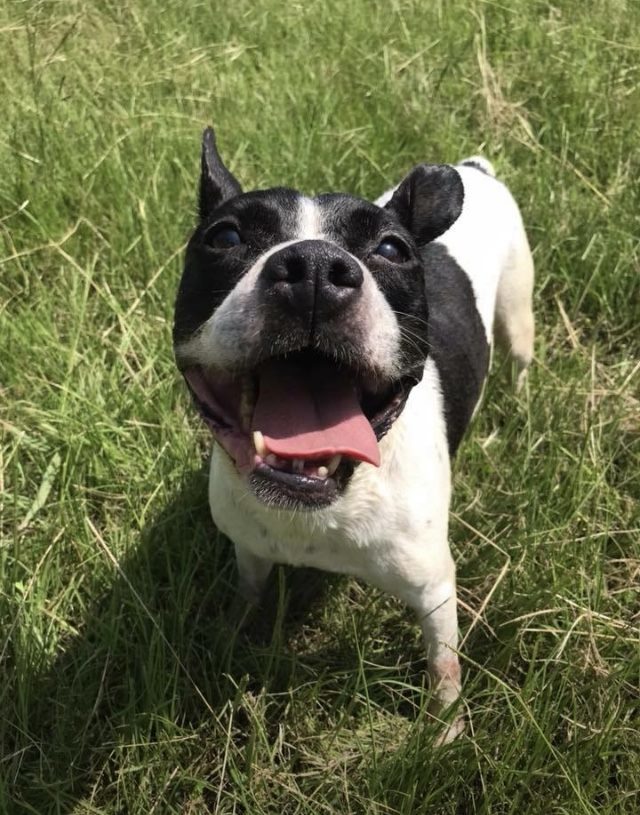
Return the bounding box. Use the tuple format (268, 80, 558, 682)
(385, 164, 464, 245)
(198, 127, 242, 219)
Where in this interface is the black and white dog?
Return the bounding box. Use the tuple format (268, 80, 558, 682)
(173, 127, 534, 738)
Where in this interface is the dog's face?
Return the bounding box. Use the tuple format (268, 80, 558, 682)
(174, 128, 463, 509)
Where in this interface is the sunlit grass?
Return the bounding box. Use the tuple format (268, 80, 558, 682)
(1, 0, 638, 812)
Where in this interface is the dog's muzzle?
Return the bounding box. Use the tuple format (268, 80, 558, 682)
(176, 240, 418, 508)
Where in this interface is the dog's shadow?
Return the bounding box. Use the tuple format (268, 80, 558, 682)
(9, 465, 418, 811)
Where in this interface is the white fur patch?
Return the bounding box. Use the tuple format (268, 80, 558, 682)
(374, 189, 394, 208)
(460, 155, 496, 177)
(353, 257, 402, 379)
(297, 196, 324, 240)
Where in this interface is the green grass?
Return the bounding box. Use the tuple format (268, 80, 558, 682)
(1, 0, 639, 812)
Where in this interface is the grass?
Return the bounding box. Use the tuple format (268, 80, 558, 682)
(1, 0, 638, 812)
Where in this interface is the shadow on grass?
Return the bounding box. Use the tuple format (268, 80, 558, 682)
(4, 465, 343, 813)
(6, 456, 516, 813)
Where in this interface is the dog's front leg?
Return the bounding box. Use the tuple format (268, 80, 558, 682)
(414, 560, 463, 741)
(225, 543, 274, 629)
(234, 543, 273, 606)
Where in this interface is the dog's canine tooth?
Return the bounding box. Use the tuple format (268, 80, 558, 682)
(327, 454, 341, 475)
(253, 430, 267, 457)
(317, 466, 329, 479)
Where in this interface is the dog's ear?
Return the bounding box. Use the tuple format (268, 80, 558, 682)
(199, 127, 242, 219)
(385, 164, 464, 245)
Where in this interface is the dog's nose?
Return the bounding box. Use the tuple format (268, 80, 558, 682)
(262, 240, 363, 319)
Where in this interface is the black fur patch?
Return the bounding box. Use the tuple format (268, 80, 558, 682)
(459, 159, 492, 176)
(385, 164, 464, 245)
(422, 243, 490, 455)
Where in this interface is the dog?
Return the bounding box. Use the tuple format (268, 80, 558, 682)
(173, 127, 534, 739)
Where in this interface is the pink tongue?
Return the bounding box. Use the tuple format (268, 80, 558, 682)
(251, 358, 380, 466)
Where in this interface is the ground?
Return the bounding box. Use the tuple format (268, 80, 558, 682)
(1, 0, 638, 812)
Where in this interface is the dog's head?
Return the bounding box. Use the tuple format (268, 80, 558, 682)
(174, 128, 463, 509)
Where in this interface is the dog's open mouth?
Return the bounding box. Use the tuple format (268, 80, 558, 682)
(183, 349, 414, 506)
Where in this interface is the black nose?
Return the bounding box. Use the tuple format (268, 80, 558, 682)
(262, 240, 363, 320)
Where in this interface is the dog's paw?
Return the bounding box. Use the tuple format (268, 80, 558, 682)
(428, 691, 465, 746)
(515, 365, 529, 393)
(433, 712, 465, 746)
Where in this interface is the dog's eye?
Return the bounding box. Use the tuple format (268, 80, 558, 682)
(204, 225, 243, 249)
(374, 238, 409, 264)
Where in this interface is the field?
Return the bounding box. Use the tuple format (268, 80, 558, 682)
(1, 0, 639, 812)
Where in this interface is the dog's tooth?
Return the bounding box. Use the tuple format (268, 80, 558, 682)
(292, 459, 304, 474)
(317, 466, 328, 479)
(253, 430, 267, 457)
(327, 454, 342, 475)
